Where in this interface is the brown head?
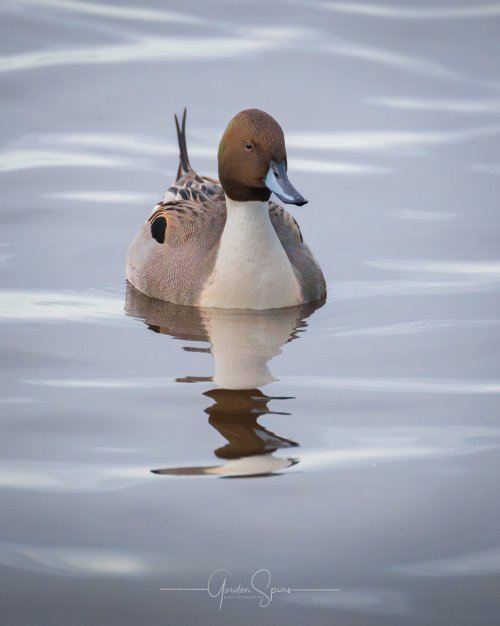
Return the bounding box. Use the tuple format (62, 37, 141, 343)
(218, 109, 307, 206)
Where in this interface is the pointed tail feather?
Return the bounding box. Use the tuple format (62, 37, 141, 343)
(175, 108, 193, 180)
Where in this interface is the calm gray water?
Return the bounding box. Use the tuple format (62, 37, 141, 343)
(1, 1, 500, 624)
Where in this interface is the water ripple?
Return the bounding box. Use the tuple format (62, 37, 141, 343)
(397, 549, 500, 577)
(316, 2, 500, 20)
(369, 96, 500, 115)
(47, 132, 214, 158)
(286, 126, 500, 152)
(318, 319, 500, 337)
(25, 377, 178, 389)
(0, 290, 124, 322)
(285, 376, 500, 394)
(323, 41, 460, 81)
(285, 587, 408, 614)
(393, 209, 456, 221)
(366, 259, 500, 277)
(0, 459, 149, 493)
(0, 149, 137, 172)
(0, 28, 305, 73)
(289, 158, 389, 174)
(0, 541, 147, 576)
(14, 0, 200, 25)
(332, 278, 500, 300)
(330, 258, 500, 300)
(44, 190, 156, 203)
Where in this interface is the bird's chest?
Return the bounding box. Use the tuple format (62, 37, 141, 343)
(199, 201, 301, 309)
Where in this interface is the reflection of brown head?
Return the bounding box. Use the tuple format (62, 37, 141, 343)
(151, 388, 299, 477)
(204, 388, 297, 459)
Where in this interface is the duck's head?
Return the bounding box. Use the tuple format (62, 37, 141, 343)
(218, 109, 307, 206)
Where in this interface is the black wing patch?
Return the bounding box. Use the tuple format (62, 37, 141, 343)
(151, 215, 167, 244)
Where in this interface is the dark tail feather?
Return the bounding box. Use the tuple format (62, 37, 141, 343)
(175, 108, 192, 180)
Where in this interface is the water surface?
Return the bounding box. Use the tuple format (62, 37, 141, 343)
(1, 1, 500, 624)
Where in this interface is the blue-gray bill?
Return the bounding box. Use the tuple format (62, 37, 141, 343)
(264, 160, 308, 206)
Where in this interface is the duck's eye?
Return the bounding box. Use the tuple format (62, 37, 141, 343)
(245, 142, 253, 150)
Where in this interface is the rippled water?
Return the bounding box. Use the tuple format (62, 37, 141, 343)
(1, 1, 500, 624)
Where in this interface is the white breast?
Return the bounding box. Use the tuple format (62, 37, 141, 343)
(199, 197, 302, 309)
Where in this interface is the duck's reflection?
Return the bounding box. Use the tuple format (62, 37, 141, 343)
(125, 283, 324, 477)
(154, 389, 300, 477)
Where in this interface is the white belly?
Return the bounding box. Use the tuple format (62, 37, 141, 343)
(199, 198, 302, 309)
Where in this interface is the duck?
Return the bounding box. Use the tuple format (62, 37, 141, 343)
(126, 109, 326, 309)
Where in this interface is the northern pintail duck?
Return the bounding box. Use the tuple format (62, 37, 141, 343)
(126, 109, 326, 309)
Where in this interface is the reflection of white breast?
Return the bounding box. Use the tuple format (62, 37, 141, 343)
(206, 454, 295, 477)
(199, 198, 301, 310)
(203, 308, 300, 389)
